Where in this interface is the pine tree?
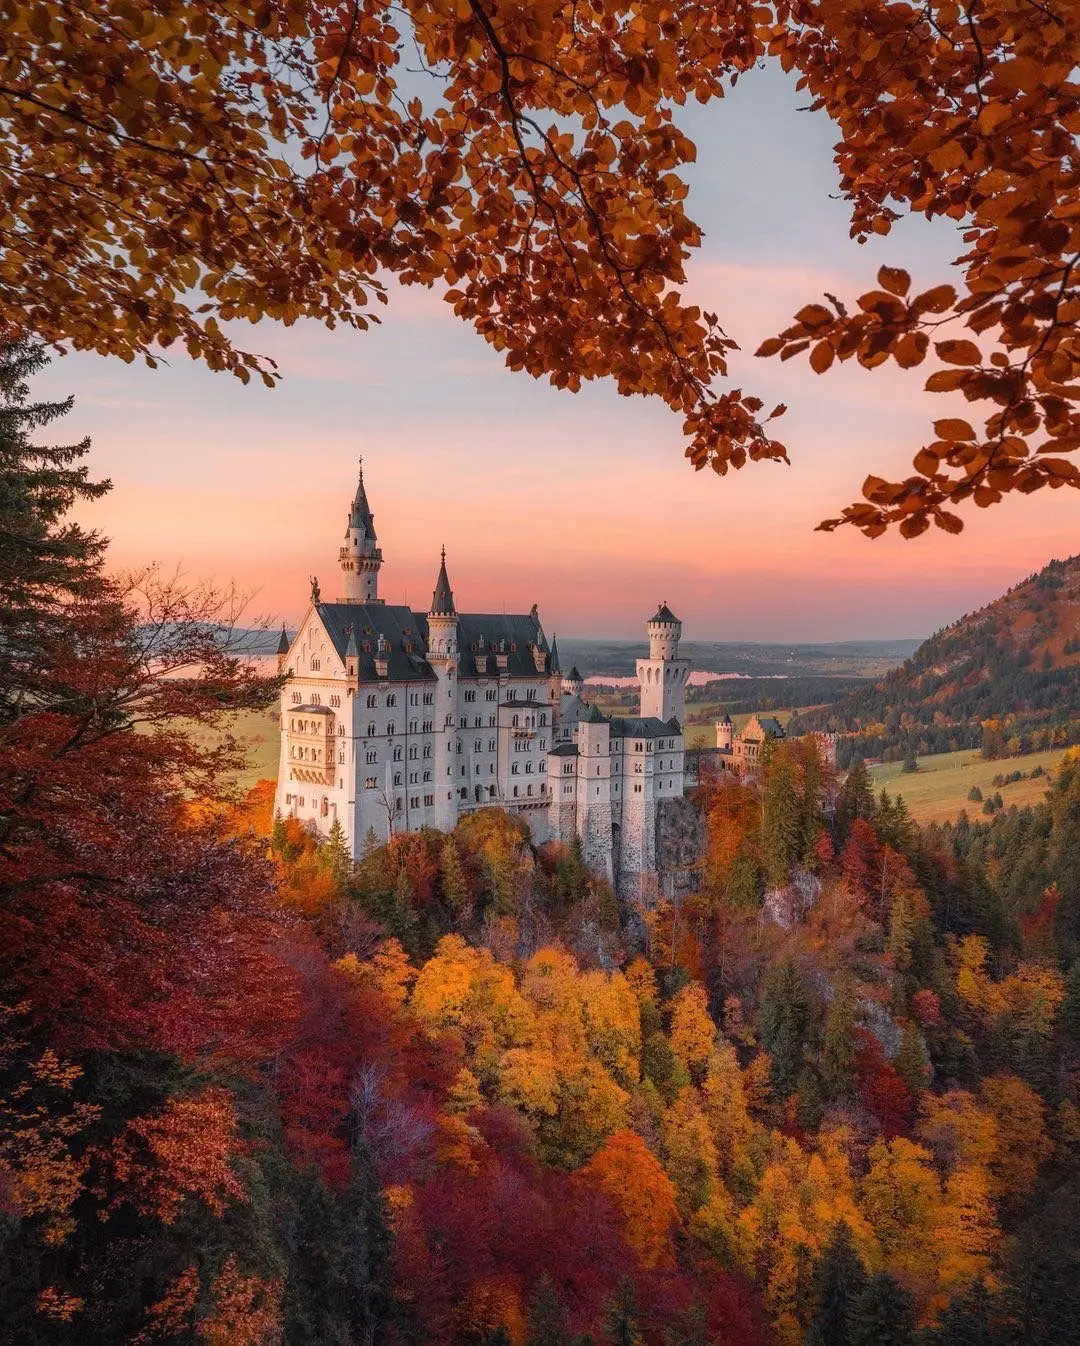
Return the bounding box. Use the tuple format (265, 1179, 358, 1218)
(604, 1278, 645, 1346)
(805, 1221, 866, 1346)
(271, 810, 288, 858)
(901, 748, 919, 774)
(346, 1138, 394, 1346)
(527, 1274, 572, 1346)
(926, 1282, 996, 1346)
(762, 750, 803, 888)
(821, 976, 858, 1103)
(893, 1022, 929, 1097)
(0, 335, 109, 725)
(760, 958, 810, 1101)
(848, 1272, 914, 1346)
(321, 817, 352, 888)
(439, 837, 470, 916)
(835, 760, 876, 846)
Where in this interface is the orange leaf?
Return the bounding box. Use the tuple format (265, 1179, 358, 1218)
(934, 339, 982, 366)
(810, 341, 835, 374)
(934, 418, 976, 441)
(877, 266, 911, 297)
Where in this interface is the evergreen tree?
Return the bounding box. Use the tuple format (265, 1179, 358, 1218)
(604, 1278, 645, 1346)
(760, 958, 810, 1101)
(926, 1282, 997, 1346)
(527, 1274, 573, 1346)
(271, 809, 288, 858)
(901, 748, 919, 774)
(805, 1221, 866, 1346)
(346, 1138, 395, 1346)
(440, 837, 471, 916)
(0, 335, 109, 725)
(821, 976, 858, 1103)
(321, 817, 352, 888)
(835, 760, 876, 846)
(894, 1021, 929, 1096)
(762, 749, 803, 888)
(848, 1272, 914, 1346)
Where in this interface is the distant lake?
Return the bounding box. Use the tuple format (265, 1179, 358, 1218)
(585, 672, 788, 688)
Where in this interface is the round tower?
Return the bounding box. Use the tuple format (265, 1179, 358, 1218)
(636, 602, 690, 723)
(563, 664, 584, 697)
(338, 458, 383, 603)
(716, 712, 734, 752)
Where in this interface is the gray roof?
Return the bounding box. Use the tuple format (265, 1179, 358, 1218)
(566, 665, 583, 682)
(609, 715, 681, 740)
(549, 635, 561, 674)
(430, 548, 456, 616)
(718, 711, 733, 725)
(348, 464, 376, 538)
(316, 602, 437, 682)
(648, 602, 679, 625)
(451, 612, 549, 679)
(757, 716, 786, 739)
(313, 603, 550, 684)
(549, 742, 578, 756)
(582, 702, 607, 724)
(276, 623, 290, 655)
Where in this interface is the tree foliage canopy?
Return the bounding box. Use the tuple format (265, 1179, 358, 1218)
(1, 0, 1076, 532)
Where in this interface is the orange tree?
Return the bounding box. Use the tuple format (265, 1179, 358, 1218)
(1, 0, 1076, 532)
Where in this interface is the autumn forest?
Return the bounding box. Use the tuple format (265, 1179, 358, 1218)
(3, 1, 1080, 1345)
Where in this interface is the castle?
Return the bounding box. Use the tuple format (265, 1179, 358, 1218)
(274, 465, 691, 896)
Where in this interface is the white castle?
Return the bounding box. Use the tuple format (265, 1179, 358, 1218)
(274, 464, 690, 895)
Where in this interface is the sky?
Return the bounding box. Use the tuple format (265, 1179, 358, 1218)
(35, 63, 1080, 642)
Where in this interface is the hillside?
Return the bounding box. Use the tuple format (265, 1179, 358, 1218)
(790, 556, 1080, 764)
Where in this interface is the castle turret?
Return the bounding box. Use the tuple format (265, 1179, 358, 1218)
(276, 622, 291, 672)
(563, 664, 584, 697)
(427, 547, 459, 831)
(716, 711, 734, 752)
(636, 602, 690, 723)
(338, 459, 383, 603)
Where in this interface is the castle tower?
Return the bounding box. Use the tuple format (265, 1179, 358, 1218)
(427, 548, 459, 831)
(636, 602, 690, 723)
(338, 459, 383, 603)
(563, 664, 584, 697)
(716, 712, 734, 752)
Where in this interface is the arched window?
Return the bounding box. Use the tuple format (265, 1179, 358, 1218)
(512, 785, 519, 797)
(512, 714, 519, 727)
(488, 785, 497, 798)
(366, 694, 377, 708)
(387, 722, 395, 736)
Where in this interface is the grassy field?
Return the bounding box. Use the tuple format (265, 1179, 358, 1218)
(180, 708, 281, 795)
(869, 746, 1065, 825)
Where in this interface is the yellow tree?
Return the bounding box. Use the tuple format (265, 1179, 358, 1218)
(669, 981, 717, 1082)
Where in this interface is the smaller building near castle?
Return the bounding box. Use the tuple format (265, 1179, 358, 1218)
(713, 711, 837, 773)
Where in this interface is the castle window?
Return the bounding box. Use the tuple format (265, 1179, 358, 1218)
(513, 786, 519, 797)
(423, 692, 433, 705)
(410, 796, 419, 808)
(393, 746, 402, 762)
(460, 716, 467, 728)
(489, 785, 497, 798)
(525, 762, 533, 773)
(486, 689, 497, 701)
(563, 763, 573, 774)
(539, 713, 546, 726)
(634, 783, 642, 793)
(489, 715, 496, 727)
(423, 745, 432, 758)
(409, 746, 418, 759)
(366, 751, 377, 764)
(367, 694, 377, 708)
(540, 784, 546, 794)
(488, 739, 496, 752)
(489, 764, 495, 774)
(311, 693, 321, 706)
(512, 715, 519, 727)
(321, 797, 329, 817)
(474, 717, 482, 728)
(464, 690, 476, 703)
(311, 659, 321, 671)
(410, 693, 418, 706)
(409, 772, 417, 784)
(474, 739, 481, 752)
(291, 692, 301, 704)
(365, 776, 377, 789)
(527, 784, 533, 796)
(424, 794, 434, 806)
(367, 722, 376, 737)
(511, 763, 519, 775)
(393, 773, 402, 786)
(423, 720, 433, 732)
(338, 725, 344, 736)
(387, 722, 395, 735)
(460, 787, 468, 800)
(539, 739, 546, 750)
(386, 694, 396, 707)
(539, 760, 546, 772)
(423, 771, 432, 782)
(338, 751, 345, 764)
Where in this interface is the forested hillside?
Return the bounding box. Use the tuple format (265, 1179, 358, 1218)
(6, 340, 1080, 1344)
(791, 557, 1080, 765)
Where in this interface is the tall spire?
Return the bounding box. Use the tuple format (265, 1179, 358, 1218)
(339, 457, 383, 603)
(430, 545, 456, 616)
(549, 634, 561, 673)
(347, 456, 376, 540)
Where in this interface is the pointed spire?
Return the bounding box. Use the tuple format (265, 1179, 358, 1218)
(549, 634, 561, 673)
(347, 456, 376, 538)
(276, 622, 289, 656)
(430, 545, 456, 616)
(345, 624, 358, 658)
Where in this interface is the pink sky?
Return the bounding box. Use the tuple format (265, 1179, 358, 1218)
(37, 66, 1080, 642)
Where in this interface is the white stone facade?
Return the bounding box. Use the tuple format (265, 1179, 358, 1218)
(274, 467, 689, 897)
